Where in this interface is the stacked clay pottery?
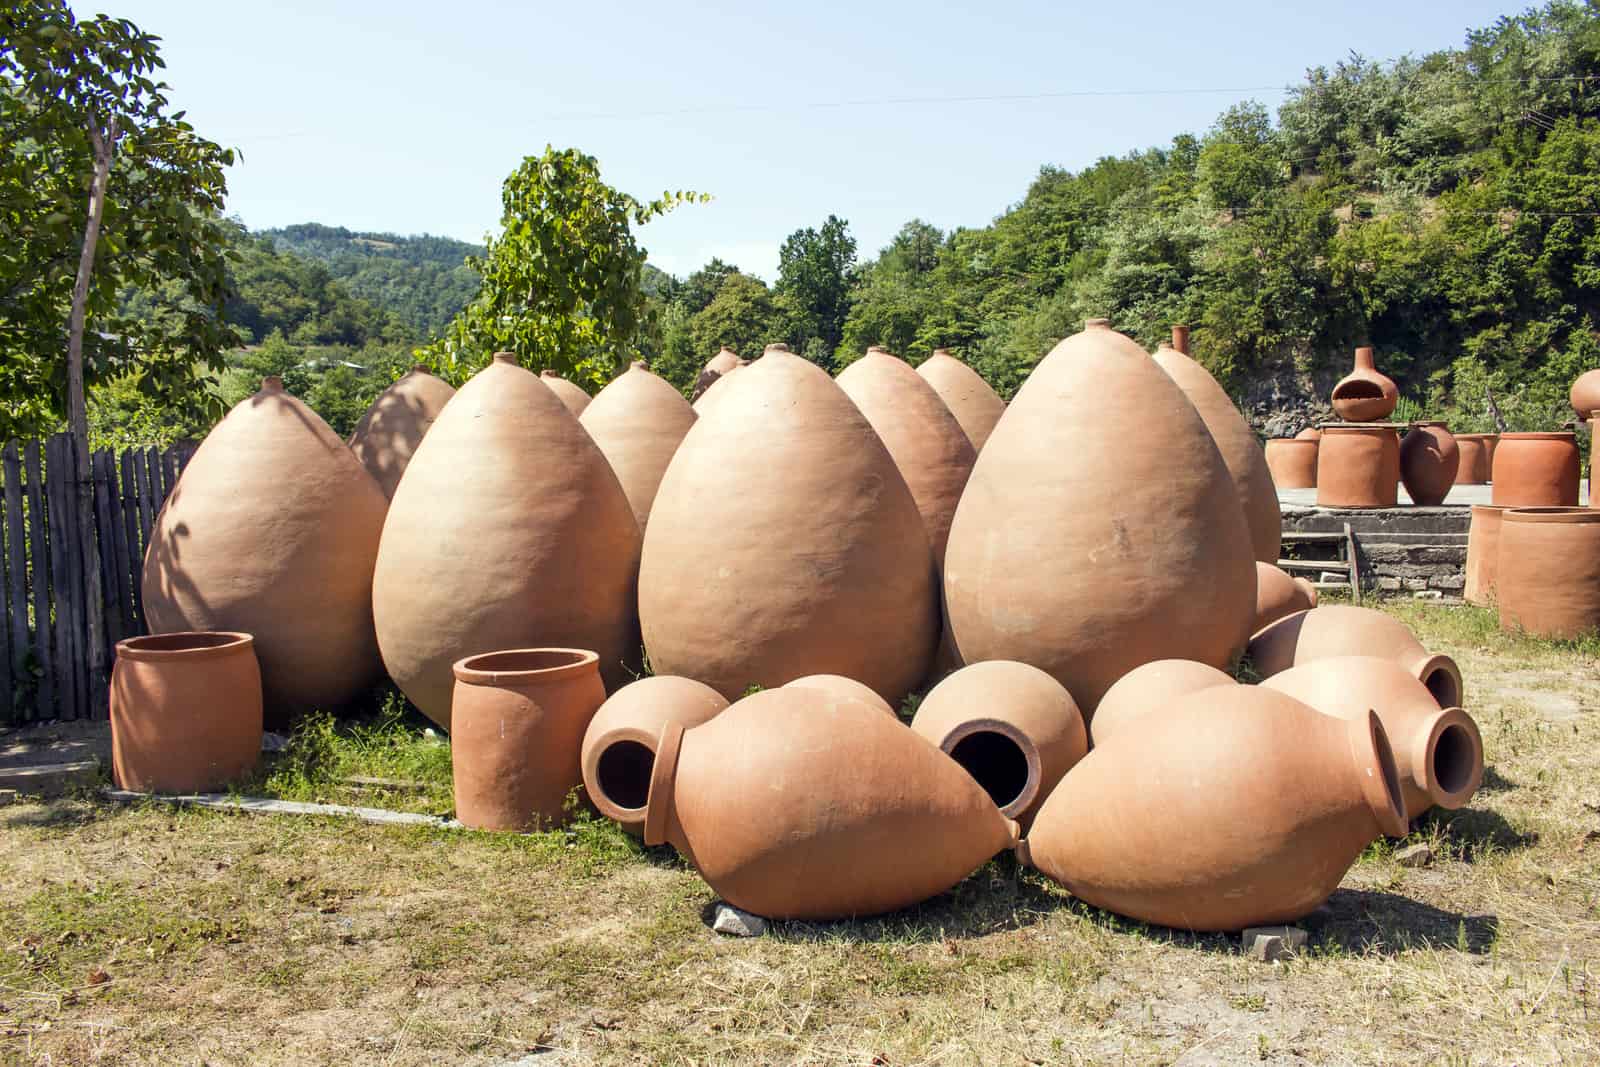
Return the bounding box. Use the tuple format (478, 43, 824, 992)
(692, 347, 742, 402)
(1399, 421, 1459, 506)
(1492, 432, 1580, 507)
(1155, 327, 1282, 563)
(1330, 346, 1398, 422)
(1496, 508, 1600, 638)
(110, 632, 262, 793)
(1019, 685, 1407, 931)
(1453, 434, 1497, 485)
(1248, 604, 1464, 709)
(1572, 368, 1600, 417)
(691, 358, 748, 415)
(579, 361, 698, 532)
(450, 649, 606, 831)
(142, 377, 387, 723)
(943, 320, 1257, 710)
(1464, 505, 1508, 606)
(909, 661, 1087, 828)
(1088, 659, 1237, 748)
(1316, 424, 1400, 508)
(1264, 438, 1318, 490)
(639, 347, 938, 703)
(1253, 561, 1318, 636)
(1263, 656, 1482, 816)
(580, 675, 729, 835)
(1295, 426, 1322, 441)
(348, 365, 457, 499)
(373, 354, 642, 728)
(540, 369, 591, 417)
(783, 675, 894, 715)
(915, 348, 1006, 451)
(640, 687, 1019, 920)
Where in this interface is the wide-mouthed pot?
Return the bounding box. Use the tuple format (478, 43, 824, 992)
(1496, 507, 1600, 639)
(1316, 423, 1399, 508)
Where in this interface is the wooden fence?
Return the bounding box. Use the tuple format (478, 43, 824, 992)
(0, 434, 196, 724)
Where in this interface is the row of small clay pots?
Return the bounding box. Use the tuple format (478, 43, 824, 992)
(1465, 505, 1600, 638)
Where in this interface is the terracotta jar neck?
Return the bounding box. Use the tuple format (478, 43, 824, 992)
(1353, 347, 1376, 372)
(1171, 325, 1190, 355)
(492, 352, 517, 365)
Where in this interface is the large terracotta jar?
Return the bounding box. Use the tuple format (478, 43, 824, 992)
(942, 320, 1257, 711)
(1497, 508, 1600, 639)
(348, 365, 457, 499)
(1253, 561, 1318, 636)
(1453, 434, 1497, 485)
(579, 361, 697, 532)
(372, 354, 642, 729)
(692, 347, 742, 402)
(1572, 368, 1600, 417)
(450, 649, 606, 831)
(539, 369, 591, 417)
(1295, 426, 1322, 442)
(111, 632, 262, 793)
(1247, 604, 1463, 709)
(641, 687, 1019, 920)
(1264, 439, 1317, 490)
(783, 675, 894, 715)
(1330, 346, 1398, 422)
(142, 378, 387, 723)
(639, 349, 938, 703)
(915, 348, 1005, 451)
(690, 358, 747, 416)
(1087, 659, 1237, 748)
(1315, 423, 1400, 508)
(1465, 505, 1508, 606)
(909, 661, 1087, 829)
(1155, 329, 1281, 563)
(1492, 432, 1580, 507)
(1021, 685, 1406, 931)
(1399, 421, 1459, 506)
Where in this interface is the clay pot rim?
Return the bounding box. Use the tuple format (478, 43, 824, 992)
(1266, 438, 1318, 447)
(1454, 432, 1498, 440)
(1405, 420, 1451, 429)
(1417, 707, 1484, 810)
(1351, 710, 1409, 837)
(1470, 504, 1511, 516)
(1319, 423, 1400, 433)
(1502, 507, 1600, 525)
(451, 647, 599, 685)
(1412, 653, 1464, 710)
(584, 725, 660, 823)
(1497, 431, 1576, 441)
(116, 631, 254, 661)
(937, 717, 1042, 820)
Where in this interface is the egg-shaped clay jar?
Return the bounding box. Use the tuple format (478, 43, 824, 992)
(782, 675, 895, 716)
(1247, 604, 1463, 710)
(348, 365, 457, 500)
(1086, 659, 1238, 748)
(540, 369, 591, 417)
(915, 348, 1006, 452)
(579, 361, 697, 532)
(692, 347, 742, 402)
(1253, 561, 1319, 636)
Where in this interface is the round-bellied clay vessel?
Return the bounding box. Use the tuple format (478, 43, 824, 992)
(450, 648, 606, 831)
(942, 320, 1257, 710)
(1330, 346, 1398, 422)
(1399, 421, 1459, 506)
(639, 348, 938, 704)
(1087, 659, 1237, 748)
(1572, 368, 1600, 417)
(111, 632, 262, 793)
(1465, 504, 1508, 606)
(1247, 605, 1463, 709)
(639, 686, 1020, 920)
(915, 348, 1005, 451)
(579, 361, 698, 532)
(348, 365, 457, 499)
(1295, 426, 1322, 442)
(1264, 439, 1317, 490)
(582, 675, 729, 834)
(1492, 432, 1580, 507)
(142, 377, 387, 723)
(539, 369, 591, 417)
(783, 674, 894, 716)
(1316, 423, 1400, 508)
(1019, 685, 1407, 931)
(1497, 507, 1600, 639)
(1453, 434, 1497, 485)
(692, 347, 742, 402)
(372, 354, 642, 729)
(909, 660, 1086, 829)
(1253, 561, 1318, 636)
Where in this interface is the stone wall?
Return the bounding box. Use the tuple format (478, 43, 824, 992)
(1280, 504, 1469, 599)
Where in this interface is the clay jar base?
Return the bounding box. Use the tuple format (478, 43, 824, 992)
(1316, 423, 1400, 508)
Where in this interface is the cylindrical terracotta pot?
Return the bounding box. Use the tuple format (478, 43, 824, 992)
(580, 675, 729, 835)
(1399, 421, 1459, 506)
(1248, 605, 1463, 709)
(1572, 368, 1600, 418)
(909, 661, 1087, 829)
(111, 632, 262, 793)
(1019, 686, 1407, 932)
(1295, 426, 1322, 442)
(1492, 432, 1580, 507)
(782, 675, 895, 715)
(1465, 505, 1508, 607)
(643, 687, 1019, 920)
(579, 361, 698, 532)
(1253, 561, 1318, 636)
(1316, 423, 1400, 508)
(539, 369, 591, 417)
(348, 365, 456, 500)
(1262, 656, 1483, 815)
(1087, 659, 1237, 748)
(1452, 434, 1497, 485)
(692, 347, 742, 402)
(915, 349, 1006, 452)
(1264, 439, 1317, 490)
(451, 648, 607, 831)
(1330, 346, 1398, 422)
(1497, 508, 1600, 639)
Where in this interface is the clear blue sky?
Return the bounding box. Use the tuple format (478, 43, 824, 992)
(116, 0, 1524, 281)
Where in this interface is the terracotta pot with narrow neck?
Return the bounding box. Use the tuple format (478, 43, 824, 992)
(1330, 346, 1398, 422)
(1465, 505, 1508, 606)
(1019, 685, 1407, 932)
(692, 347, 742, 402)
(1572, 368, 1600, 418)
(783, 675, 895, 715)
(1247, 605, 1463, 709)
(451, 648, 607, 831)
(1497, 507, 1600, 638)
(909, 661, 1087, 829)
(1253, 561, 1319, 635)
(1264, 439, 1318, 489)
(1399, 421, 1459, 506)
(915, 349, 1006, 451)
(640, 687, 1020, 920)
(1492, 432, 1580, 507)
(111, 632, 262, 793)
(1316, 423, 1400, 508)
(1453, 434, 1497, 485)
(1088, 659, 1238, 748)
(348, 365, 457, 499)
(580, 361, 697, 532)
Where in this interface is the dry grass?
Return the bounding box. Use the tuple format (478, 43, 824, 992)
(3, 601, 1599, 1065)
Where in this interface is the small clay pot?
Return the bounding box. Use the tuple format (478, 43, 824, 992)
(1492, 432, 1580, 507)
(539, 370, 591, 417)
(1465, 505, 1508, 607)
(1572, 368, 1600, 418)
(111, 632, 262, 793)
(783, 675, 895, 715)
(1399, 421, 1459, 506)
(1315, 423, 1399, 508)
(915, 349, 1006, 451)
(1264, 439, 1317, 489)
(450, 648, 607, 831)
(1452, 434, 1497, 485)
(1330, 346, 1398, 422)
(1253, 561, 1318, 636)
(1247, 605, 1463, 709)
(348, 365, 457, 500)
(1088, 659, 1237, 748)
(1496, 508, 1600, 639)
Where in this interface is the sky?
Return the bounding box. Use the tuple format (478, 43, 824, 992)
(114, 0, 1526, 282)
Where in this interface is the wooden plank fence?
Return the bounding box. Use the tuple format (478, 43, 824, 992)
(0, 434, 197, 724)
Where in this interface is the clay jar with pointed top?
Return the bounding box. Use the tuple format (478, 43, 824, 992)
(1262, 656, 1483, 816)
(639, 686, 1019, 919)
(942, 320, 1257, 711)
(1453, 434, 1497, 485)
(1247, 605, 1463, 709)
(1315, 423, 1400, 508)
(372, 354, 642, 728)
(1020, 685, 1407, 931)
(142, 378, 387, 723)
(1254, 562, 1318, 636)
(1465, 505, 1508, 606)
(1087, 659, 1238, 748)
(1154, 339, 1281, 563)
(348, 365, 457, 499)
(690, 358, 747, 416)
(909, 661, 1086, 829)
(916, 349, 1005, 451)
(693, 347, 742, 402)
(1492, 432, 1580, 507)
(580, 361, 697, 532)
(1264, 439, 1318, 489)
(1399, 421, 1459, 506)
(580, 675, 729, 835)
(1330, 346, 1398, 422)
(111, 632, 262, 793)
(782, 675, 894, 715)
(539, 369, 591, 417)
(1573, 368, 1600, 417)
(1497, 507, 1600, 638)
(639, 350, 938, 703)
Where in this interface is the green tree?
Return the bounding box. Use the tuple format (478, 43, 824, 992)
(688, 272, 780, 358)
(776, 214, 857, 363)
